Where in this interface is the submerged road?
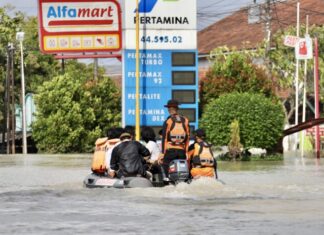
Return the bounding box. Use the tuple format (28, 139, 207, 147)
(0, 153, 323, 234)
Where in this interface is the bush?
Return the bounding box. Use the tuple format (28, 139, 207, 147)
(200, 92, 285, 150)
(32, 73, 121, 153)
(200, 47, 275, 111)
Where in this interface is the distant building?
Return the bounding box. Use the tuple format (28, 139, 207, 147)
(197, 0, 324, 151)
(198, 0, 324, 72)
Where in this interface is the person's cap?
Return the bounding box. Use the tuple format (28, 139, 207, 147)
(120, 132, 131, 139)
(164, 99, 179, 108)
(194, 129, 206, 138)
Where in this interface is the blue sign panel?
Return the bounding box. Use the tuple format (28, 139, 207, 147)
(124, 50, 171, 87)
(123, 49, 198, 128)
(125, 87, 169, 125)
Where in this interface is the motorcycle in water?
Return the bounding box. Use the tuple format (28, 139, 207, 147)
(83, 159, 191, 189)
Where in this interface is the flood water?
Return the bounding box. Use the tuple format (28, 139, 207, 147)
(0, 152, 323, 235)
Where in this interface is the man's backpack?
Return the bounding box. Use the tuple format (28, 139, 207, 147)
(168, 115, 188, 145)
(192, 142, 214, 167)
(91, 137, 108, 174)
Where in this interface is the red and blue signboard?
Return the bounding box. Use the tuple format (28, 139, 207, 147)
(38, 0, 122, 53)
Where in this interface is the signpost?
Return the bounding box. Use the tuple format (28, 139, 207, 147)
(38, 0, 122, 54)
(123, 0, 198, 133)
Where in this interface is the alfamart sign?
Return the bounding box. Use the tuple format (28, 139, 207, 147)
(38, 0, 122, 53)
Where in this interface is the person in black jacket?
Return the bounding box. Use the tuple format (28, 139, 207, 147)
(109, 132, 150, 178)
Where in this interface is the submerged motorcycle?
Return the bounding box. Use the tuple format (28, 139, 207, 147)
(83, 159, 191, 189)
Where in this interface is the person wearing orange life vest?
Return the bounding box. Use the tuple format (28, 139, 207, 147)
(91, 127, 123, 175)
(188, 129, 218, 179)
(158, 99, 190, 178)
(91, 137, 109, 175)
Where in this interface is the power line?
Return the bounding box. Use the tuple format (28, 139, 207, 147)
(198, 0, 227, 11)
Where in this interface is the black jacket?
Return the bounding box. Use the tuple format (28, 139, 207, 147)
(110, 140, 150, 178)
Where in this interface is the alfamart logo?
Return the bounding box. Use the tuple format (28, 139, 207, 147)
(135, 0, 188, 25)
(45, 2, 118, 27)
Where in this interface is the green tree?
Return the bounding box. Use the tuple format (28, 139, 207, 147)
(22, 16, 60, 92)
(0, 7, 59, 132)
(32, 70, 121, 153)
(0, 6, 25, 123)
(200, 93, 285, 150)
(269, 25, 324, 120)
(200, 46, 275, 111)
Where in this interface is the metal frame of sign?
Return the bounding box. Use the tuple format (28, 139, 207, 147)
(38, 0, 122, 54)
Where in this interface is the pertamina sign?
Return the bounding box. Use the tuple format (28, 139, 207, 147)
(124, 0, 196, 50)
(38, 0, 122, 53)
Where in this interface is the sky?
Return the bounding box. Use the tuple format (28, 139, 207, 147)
(0, 0, 256, 30)
(0, 0, 257, 67)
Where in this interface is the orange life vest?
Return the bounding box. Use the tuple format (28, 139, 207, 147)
(191, 142, 215, 167)
(191, 167, 216, 178)
(165, 115, 189, 150)
(91, 137, 108, 174)
(190, 142, 216, 178)
(168, 116, 187, 144)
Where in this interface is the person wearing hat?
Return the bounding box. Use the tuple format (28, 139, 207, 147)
(188, 128, 218, 179)
(158, 99, 190, 179)
(109, 131, 150, 178)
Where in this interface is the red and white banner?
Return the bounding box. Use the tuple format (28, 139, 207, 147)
(283, 35, 299, 47)
(38, 0, 122, 53)
(295, 36, 313, 60)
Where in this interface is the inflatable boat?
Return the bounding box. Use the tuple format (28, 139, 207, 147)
(83, 173, 153, 188)
(84, 159, 191, 188)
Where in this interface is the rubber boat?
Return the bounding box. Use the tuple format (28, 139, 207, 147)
(83, 159, 190, 188)
(83, 174, 153, 188)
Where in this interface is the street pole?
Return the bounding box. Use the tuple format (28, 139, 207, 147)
(294, 2, 300, 151)
(314, 38, 320, 159)
(135, 0, 140, 141)
(10, 44, 15, 154)
(5, 44, 11, 154)
(301, 15, 309, 157)
(94, 58, 98, 80)
(16, 32, 27, 154)
(264, 0, 271, 55)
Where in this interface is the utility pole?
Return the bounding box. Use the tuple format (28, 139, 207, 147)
(294, 2, 300, 151)
(249, 0, 271, 51)
(94, 58, 98, 80)
(4, 44, 11, 154)
(9, 44, 15, 154)
(314, 37, 320, 159)
(301, 15, 309, 157)
(16, 32, 27, 154)
(264, 0, 271, 55)
(3, 43, 16, 154)
(61, 59, 65, 74)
